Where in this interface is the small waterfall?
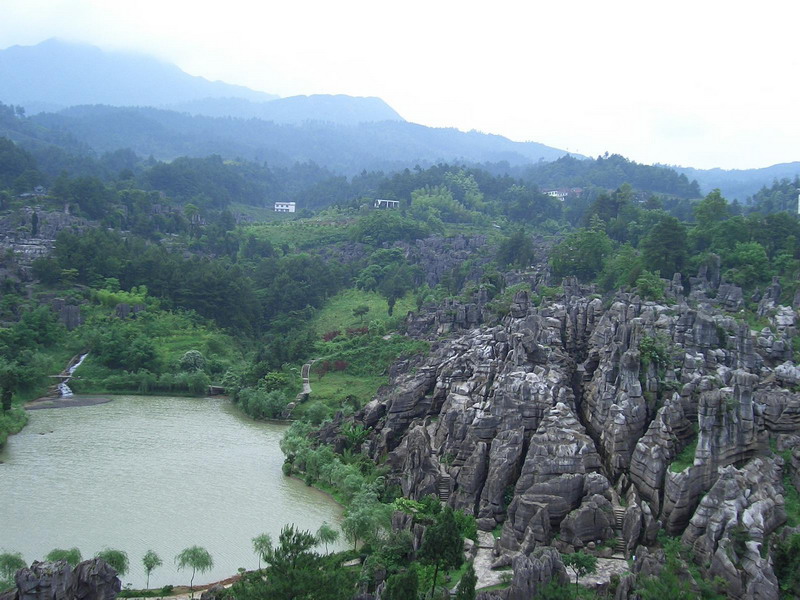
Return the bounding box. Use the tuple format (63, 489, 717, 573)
(58, 353, 89, 398)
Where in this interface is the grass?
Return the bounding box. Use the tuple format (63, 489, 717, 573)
(0, 408, 28, 448)
(669, 437, 698, 473)
(229, 202, 296, 222)
(311, 289, 416, 337)
(446, 561, 471, 589)
(241, 220, 351, 251)
(778, 449, 800, 526)
(308, 371, 387, 406)
(288, 289, 429, 422)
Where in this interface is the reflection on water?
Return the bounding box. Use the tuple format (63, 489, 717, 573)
(0, 396, 344, 588)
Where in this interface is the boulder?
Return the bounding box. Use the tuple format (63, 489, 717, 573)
(5, 559, 120, 600)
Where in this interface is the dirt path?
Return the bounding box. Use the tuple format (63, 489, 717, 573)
(474, 531, 505, 590)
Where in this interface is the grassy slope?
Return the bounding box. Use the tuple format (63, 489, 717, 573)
(291, 289, 426, 421)
(312, 288, 416, 337)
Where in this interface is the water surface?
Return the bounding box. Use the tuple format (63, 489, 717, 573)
(0, 396, 343, 588)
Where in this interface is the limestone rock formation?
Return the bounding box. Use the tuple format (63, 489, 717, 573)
(682, 457, 785, 600)
(337, 267, 800, 595)
(1, 559, 121, 600)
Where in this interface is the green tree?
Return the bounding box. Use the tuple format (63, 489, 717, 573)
(496, 228, 535, 269)
(639, 215, 687, 277)
(419, 506, 464, 598)
(383, 569, 419, 600)
(233, 524, 355, 600)
(142, 550, 162, 590)
(45, 548, 82, 566)
(598, 243, 642, 291)
(723, 241, 771, 287)
(378, 268, 414, 316)
(454, 562, 477, 600)
(175, 546, 213, 599)
(635, 270, 665, 302)
(694, 189, 729, 227)
(0, 552, 25, 587)
(772, 532, 800, 598)
(550, 219, 613, 281)
(562, 551, 597, 597)
(316, 522, 340, 554)
(342, 485, 392, 550)
(252, 533, 272, 569)
(95, 549, 129, 576)
(352, 305, 370, 323)
(535, 581, 573, 599)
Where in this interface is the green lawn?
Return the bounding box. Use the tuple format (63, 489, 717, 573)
(312, 289, 416, 337)
(307, 371, 387, 406)
(241, 220, 351, 251)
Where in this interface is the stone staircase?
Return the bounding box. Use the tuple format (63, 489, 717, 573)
(612, 506, 627, 555)
(438, 474, 452, 502)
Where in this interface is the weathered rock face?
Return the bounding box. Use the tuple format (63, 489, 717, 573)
(558, 493, 615, 548)
(340, 268, 800, 593)
(1, 559, 121, 600)
(661, 372, 768, 534)
(629, 393, 693, 515)
(499, 402, 607, 554)
(682, 457, 785, 600)
(475, 547, 568, 600)
(0, 208, 89, 267)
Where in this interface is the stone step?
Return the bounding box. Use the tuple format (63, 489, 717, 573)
(438, 476, 451, 501)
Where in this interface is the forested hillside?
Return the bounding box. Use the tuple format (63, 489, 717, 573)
(2, 125, 800, 600)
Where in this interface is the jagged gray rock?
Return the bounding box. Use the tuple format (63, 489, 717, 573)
(682, 457, 785, 600)
(559, 493, 615, 548)
(338, 270, 800, 593)
(503, 548, 569, 600)
(3, 559, 120, 600)
(499, 402, 607, 554)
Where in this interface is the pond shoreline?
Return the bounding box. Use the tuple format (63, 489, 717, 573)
(2, 394, 344, 589)
(25, 395, 113, 410)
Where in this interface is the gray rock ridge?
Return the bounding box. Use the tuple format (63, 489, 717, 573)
(331, 279, 800, 593)
(681, 457, 785, 600)
(1, 559, 121, 600)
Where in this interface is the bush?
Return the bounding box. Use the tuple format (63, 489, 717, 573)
(238, 388, 289, 420)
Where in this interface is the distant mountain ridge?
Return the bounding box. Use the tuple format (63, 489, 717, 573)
(672, 162, 800, 201)
(165, 95, 404, 125)
(15, 104, 570, 174)
(0, 38, 279, 110)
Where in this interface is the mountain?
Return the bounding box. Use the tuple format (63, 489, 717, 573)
(672, 162, 800, 201)
(166, 94, 404, 125)
(12, 104, 571, 174)
(0, 39, 573, 174)
(0, 38, 277, 111)
(0, 39, 404, 127)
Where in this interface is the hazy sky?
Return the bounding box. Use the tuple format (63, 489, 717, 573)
(2, 0, 798, 170)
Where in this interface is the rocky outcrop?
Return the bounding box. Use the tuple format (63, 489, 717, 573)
(629, 393, 694, 515)
(334, 270, 800, 594)
(661, 372, 768, 534)
(1, 559, 121, 600)
(499, 402, 607, 554)
(558, 493, 615, 548)
(682, 457, 785, 600)
(476, 547, 568, 600)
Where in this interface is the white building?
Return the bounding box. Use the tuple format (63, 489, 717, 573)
(274, 201, 296, 213)
(373, 199, 400, 209)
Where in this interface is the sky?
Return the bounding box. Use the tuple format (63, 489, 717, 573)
(1, 0, 798, 170)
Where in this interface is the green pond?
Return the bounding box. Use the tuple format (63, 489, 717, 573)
(0, 395, 344, 589)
